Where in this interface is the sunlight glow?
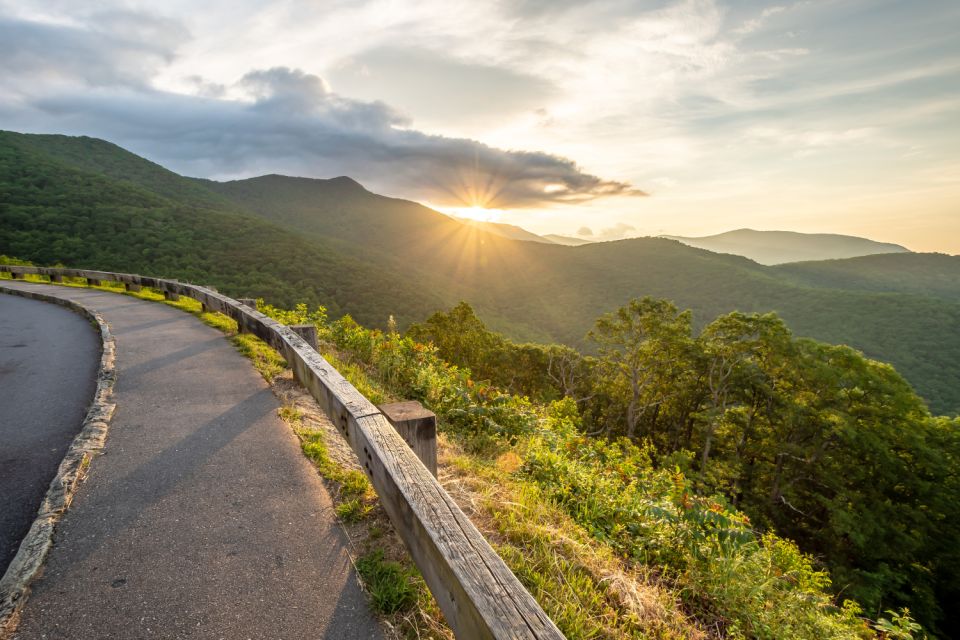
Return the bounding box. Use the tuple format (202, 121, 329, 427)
(434, 204, 506, 222)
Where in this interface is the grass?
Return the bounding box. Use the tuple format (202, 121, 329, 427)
(440, 444, 700, 640)
(320, 348, 391, 405)
(336, 498, 373, 523)
(355, 550, 419, 615)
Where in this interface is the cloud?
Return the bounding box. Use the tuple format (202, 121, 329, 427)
(0, 13, 642, 209)
(0, 12, 187, 90)
(328, 46, 558, 131)
(594, 222, 637, 241)
(733, 5, 787, 35)
(572, 223, 636, 241)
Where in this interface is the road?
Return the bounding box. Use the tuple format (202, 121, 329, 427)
(0, 294, 100, 577)
(1, 282, 383, 639)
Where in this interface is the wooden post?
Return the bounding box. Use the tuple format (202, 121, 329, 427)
(50, 274, 63, 283)
(379, 401, 437, 477)
(290, 324, 319, 350)
(86, 278, 101, 286)
(164, 290, 179, 301)
(124, 282, 142, 292)
(11, 272, 24, 280)
(236, 299, 257, 333)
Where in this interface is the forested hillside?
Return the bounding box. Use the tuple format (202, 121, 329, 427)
(1, 130, 958, 415)
(0, 131, 444, 326)
(207, 172, 960, 415)
(772, 252, 960, 300)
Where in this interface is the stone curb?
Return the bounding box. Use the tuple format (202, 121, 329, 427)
(0, 285, 117, 638)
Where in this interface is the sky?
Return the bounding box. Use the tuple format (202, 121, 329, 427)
(1, 0, 958, 253)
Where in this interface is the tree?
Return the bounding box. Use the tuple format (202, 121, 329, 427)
(588, 297, 694, 439)
(696, 312, 792, 477)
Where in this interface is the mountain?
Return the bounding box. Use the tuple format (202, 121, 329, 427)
(542, 234, 593, 246)
(772, 252, 960, 300)
(2, 131, 958, 415)
(0, 131, 444, 327)
(662, 229, 910, 265)
(449, 217, 555, 244)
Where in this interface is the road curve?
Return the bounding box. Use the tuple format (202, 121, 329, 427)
(0, 294, 99, 577)
(1, 282, 384, 640)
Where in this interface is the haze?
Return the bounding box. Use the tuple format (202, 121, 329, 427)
(1, 0, 957, 253)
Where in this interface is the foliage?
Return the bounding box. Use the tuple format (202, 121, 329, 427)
(404, 299, 959, 634)
(285, 301, 897, 638)
(354, 550, 419, 615)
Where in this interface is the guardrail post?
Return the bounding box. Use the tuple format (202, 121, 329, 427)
(86, 277, 101, 286)
(124, 283, 142, 292)
(11, 272, 24, 280)
(236, 299, 257, 333)
(50, 274, 63, 283)
(164, 290, 179, 301)
(379, 401, 438, 477)
(289, 324, 319, 350)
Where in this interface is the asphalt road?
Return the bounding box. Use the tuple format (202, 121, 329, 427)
(2, 282, 383, 639)
(0, 293, 100, 577)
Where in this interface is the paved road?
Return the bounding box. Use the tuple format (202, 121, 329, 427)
(0, 294, 100, 577)
(1, 282, 383, 639)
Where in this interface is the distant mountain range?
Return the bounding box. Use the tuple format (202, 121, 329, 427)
(542, 234, 593, 246)
(450, 218, 911, 266)
(661, 229, 910, 265)
(2, 130, 958, 415)
(449, 217, 552, 244)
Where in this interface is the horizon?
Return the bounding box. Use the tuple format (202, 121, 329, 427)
(1, 1, 958, 253)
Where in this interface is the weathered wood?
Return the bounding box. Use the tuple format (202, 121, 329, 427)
(163, 290, 179, 301)
(86, 278, 101, 286)
(124, 283, 142, 292)
(289, 324, 319, 350)
(354, 413, 560, 639)
(11, 272, 24, 280)
(0, 265, 567, 640)
(380, 401, 437, 477)
(50, 274, 63, 283)
(236, 299, 257, 332)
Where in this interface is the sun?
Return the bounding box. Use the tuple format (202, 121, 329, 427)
(434, 204, 504, 223)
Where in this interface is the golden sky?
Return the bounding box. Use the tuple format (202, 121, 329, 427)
(2, 0, 957, 252)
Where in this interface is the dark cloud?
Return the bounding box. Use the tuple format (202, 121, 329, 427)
(0, 14, 643, 208)
(183, 75, 227, 99)
(0, 12, 187, 90)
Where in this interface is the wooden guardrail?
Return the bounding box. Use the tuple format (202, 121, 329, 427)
(0, 265, 566, 640)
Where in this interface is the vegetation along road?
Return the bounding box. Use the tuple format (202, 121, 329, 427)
(1, 282, 383, 639)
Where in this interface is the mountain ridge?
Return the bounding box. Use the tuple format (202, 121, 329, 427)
(662, 228, 911, 265)
(2, 130, 958, 414)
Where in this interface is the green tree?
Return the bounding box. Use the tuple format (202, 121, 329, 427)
(588, 297, 695, 439)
